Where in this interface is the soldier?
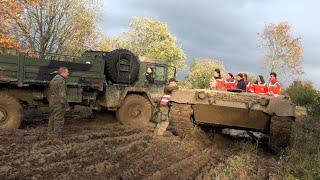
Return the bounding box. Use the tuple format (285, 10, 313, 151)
(154, 78, 178, 136)
(48, 67, 70, 137)
(145, 66, 154, 84)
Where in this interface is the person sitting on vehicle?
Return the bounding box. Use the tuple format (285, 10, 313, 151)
(242, 73, 253, 92)
(253, 75, 268, 95)
(268, 72, 282, 96)
(243, 73, 249, 85)
(224, 73, 237, 90)
(145, 66, 154, 84)
(154, 78, 178, 136)
(236, 73, 246, 91)
(209, 68, 225, 90)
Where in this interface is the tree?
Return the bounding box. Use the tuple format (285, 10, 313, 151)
(0, 0, 29, 49)
(186, 58, 227, 89)
(114, 17, 186, 77)
(5, 0, 103, 56)
(98, 35, 114, 52)
(258, 22, 303, 81)
(286, 80, 320, 115)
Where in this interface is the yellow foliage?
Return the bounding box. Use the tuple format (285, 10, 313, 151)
(114, 17, 186, 78)
(186, 58, 227, 89)
(258, 22, 303, 82)
(2, 0, 104, 56)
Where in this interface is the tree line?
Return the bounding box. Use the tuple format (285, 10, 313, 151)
(0, 1, 311, 91)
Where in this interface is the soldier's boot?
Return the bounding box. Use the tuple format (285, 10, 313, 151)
(154, 121, 169, 136)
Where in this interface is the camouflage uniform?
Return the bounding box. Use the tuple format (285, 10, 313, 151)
(48, 74, 68, 136)
(154, 86, 178, 135)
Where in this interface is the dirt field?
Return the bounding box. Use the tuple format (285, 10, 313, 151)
(0, 111, 281, 179)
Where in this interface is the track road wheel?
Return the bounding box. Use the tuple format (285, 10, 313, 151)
(0, 93, 23, 130)
(116, 94, 153, 128)
(268, 116, 293, 152)
(170, 103, 194, 138)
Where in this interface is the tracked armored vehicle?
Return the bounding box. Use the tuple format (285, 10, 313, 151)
(170, 89, 296, 151)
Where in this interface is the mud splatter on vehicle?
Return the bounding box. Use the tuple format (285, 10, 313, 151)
(169, 89, 296, 152)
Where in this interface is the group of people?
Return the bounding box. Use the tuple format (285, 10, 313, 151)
(154, 70, 282, 136)
(209, 69, 282, 96)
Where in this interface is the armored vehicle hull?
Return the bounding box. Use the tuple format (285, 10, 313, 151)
(170, 89, 296, 151)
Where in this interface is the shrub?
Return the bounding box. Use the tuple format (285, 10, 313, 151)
(286, 81, 320, 116)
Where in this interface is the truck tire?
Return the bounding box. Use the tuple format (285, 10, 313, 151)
(170, 103, 194, 138)
(104, 49, 140, 84)
(268, 116, 293, 152)
(0, 93, 23, 130)
(116, 94, 153, 128)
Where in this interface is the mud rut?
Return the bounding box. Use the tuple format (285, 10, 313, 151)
(0, 111, 278, 179)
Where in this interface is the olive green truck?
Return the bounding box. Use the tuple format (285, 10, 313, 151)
(0, 48, 169, 129)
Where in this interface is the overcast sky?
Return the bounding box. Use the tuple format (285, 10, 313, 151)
(100, 0, 320, 89)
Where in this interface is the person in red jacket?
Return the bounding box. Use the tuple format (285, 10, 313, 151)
(268, 72, 282, 96)
(154, 78, 178, 136)
(224, 73, 237, 90)
(209, 68, 225, 90)
(243, 73, 254, 92)
(253, 75, 268, 95)
(246, 82, 254, 93)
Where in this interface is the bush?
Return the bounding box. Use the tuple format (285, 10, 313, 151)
(286, 81, 320, 116)
(279, 116, 320, 179)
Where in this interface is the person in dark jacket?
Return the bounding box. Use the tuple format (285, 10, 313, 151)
(145, 66, 154, 84)
(48, 67, 69, 137)
(236, 73, 246, 91)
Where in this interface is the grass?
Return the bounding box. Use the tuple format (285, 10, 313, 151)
(280, 117, 320, 179)
(214, 116, 320, 180)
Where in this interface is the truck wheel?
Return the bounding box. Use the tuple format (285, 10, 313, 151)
(268, 116, 293, 152)
(170, 103, 194, 138)
(0, 93, 23, 130)
(116, 94, 153, 128)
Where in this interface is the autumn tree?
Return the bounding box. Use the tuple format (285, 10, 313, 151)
(114, 17, 186, 77)
(258, 22, 303, 81)
(186, 58, 227, 89)
(5, 0, 103, 56)
(0, 0, 28, 49)
(98, 35, 114, 52)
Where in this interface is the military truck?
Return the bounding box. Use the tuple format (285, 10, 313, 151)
(0, 48, 171, 130)
(169, 89, 296, 151)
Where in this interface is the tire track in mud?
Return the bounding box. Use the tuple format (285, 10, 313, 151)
(0, 123, 156, 179)
(0, 113, 277, 179)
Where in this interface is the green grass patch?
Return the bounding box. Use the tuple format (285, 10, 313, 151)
(280, 117, 320, 179)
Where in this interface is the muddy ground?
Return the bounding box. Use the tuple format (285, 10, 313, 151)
(0, 110, 282, 179)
